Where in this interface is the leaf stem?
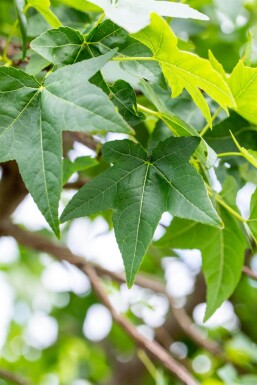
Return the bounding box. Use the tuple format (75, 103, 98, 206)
(137, 104, 160, 117)
(207, 185, 246, 223)
(94, 12, 105, 28)
(200, 107, 222, 137)
(217, 152, 243, 158)
(2, 3, 30, 64)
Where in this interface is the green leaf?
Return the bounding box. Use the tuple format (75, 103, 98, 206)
(228, 60, 257, 125)
(88, 0, 208, 33)
(156, 178, 247, 320)
(55, 0, 101, 12)
(30, 26, 88, 65)
(61, 136, 222, 287)
(28, 0, 62, 28)
(133, 14, 235, 126)
(15, 0, 27, 59)
(88, 20, 166, 87)
(0, 51, 132, 237)
(63, 156, 98, 185)
(248, 189, 257, 243)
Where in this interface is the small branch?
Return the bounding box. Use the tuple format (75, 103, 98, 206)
(0, 223, 225, 361)
(243, 266, 257, 281)
(0, 222, 198, 385)
(84, 265, 200, 385)
(0, 369, 33, 385)
(63, 179, 89, 189)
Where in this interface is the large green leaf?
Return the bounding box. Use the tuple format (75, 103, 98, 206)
(156, 178, 247, 320)
(228, 60, 257, 125)
(0, 51, 132, 237)
(133, 14, 235, 126)
(87, 0, 208, 33)
(61, 136, 222, 286)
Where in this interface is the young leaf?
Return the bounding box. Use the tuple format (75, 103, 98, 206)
(228, 60, 257, 125)
(88, 0, 208, 33)
(15, 0, 27, 59)
(61, 137, 222, 287)
(57, 0, 101, 12)
(133, 14, 235, 126)
(28, 0, 62, 28)
(0, 51, 132, 237)
(155, 186, 247, 320)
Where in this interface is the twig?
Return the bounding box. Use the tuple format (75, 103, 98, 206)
(1, 224, 224, 359)
(84, 265, 200, 385)
(0, 222, 199, 385)
(0, 369, 33, 385)
(243, 266, 257, 281)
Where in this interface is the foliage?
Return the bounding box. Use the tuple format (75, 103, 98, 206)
(1, 1, 257, 384)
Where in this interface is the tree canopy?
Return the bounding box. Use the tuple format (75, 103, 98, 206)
(1, 1, 257, 385)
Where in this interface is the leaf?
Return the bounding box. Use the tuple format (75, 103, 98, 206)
(15, 0, 27, 59)
(0, 51, 132, 237)
(61, 136, 222, 287)
(88, 0, 208, 33)
(155, 181, 247, 320)
(88, 20, 166, 87)
(248, 189, 257, 243)
(140, 81, 217, 168)
(228, 60, 257, 125)
(230, 131, 257, 168)
(63, 156, 98, 185)
(28, 0, 62, 28)
(56, 0, 101, 12)
(133, 14, 235, 126)
(106, 80, 145, 126)
(30, 27, 89, 65)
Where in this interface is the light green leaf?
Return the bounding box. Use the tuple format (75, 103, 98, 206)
(155, 179, 247, 320)
(56, 0, 101, 12)
(28, 0, 62, 28)
(133, 14, 235, 126)
(0, 51, 132, 237)
(228, 60, 257, 125)
(88, 0, 208, 33)
(61, 137, 222, 286)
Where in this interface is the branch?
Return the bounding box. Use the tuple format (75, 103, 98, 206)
(0, 222, 199, 385)
(0, 369, 33, 385)
(84, 265, 200, 385)
(242, 266, 257, 281)
(0, 222, 225, 359)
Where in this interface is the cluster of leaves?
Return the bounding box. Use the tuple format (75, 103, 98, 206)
(1, 0, 257, 349)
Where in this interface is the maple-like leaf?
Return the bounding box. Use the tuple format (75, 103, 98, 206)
(133, 14, 235, 126)
(156, 178, 247, 320)
(0, 50, 132, 237)
(61, 137, 222, 286)
(88, 0, 208, 33)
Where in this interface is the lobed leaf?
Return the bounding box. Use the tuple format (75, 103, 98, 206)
(61, 136, 222, 286)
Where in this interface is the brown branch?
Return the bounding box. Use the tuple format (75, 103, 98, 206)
(0, 369, 33, 385)
(0, 222, 199, 385)
(0, 222, 225, 360)
(242, 266, 257, 281)
(84, 265, 200, 385)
